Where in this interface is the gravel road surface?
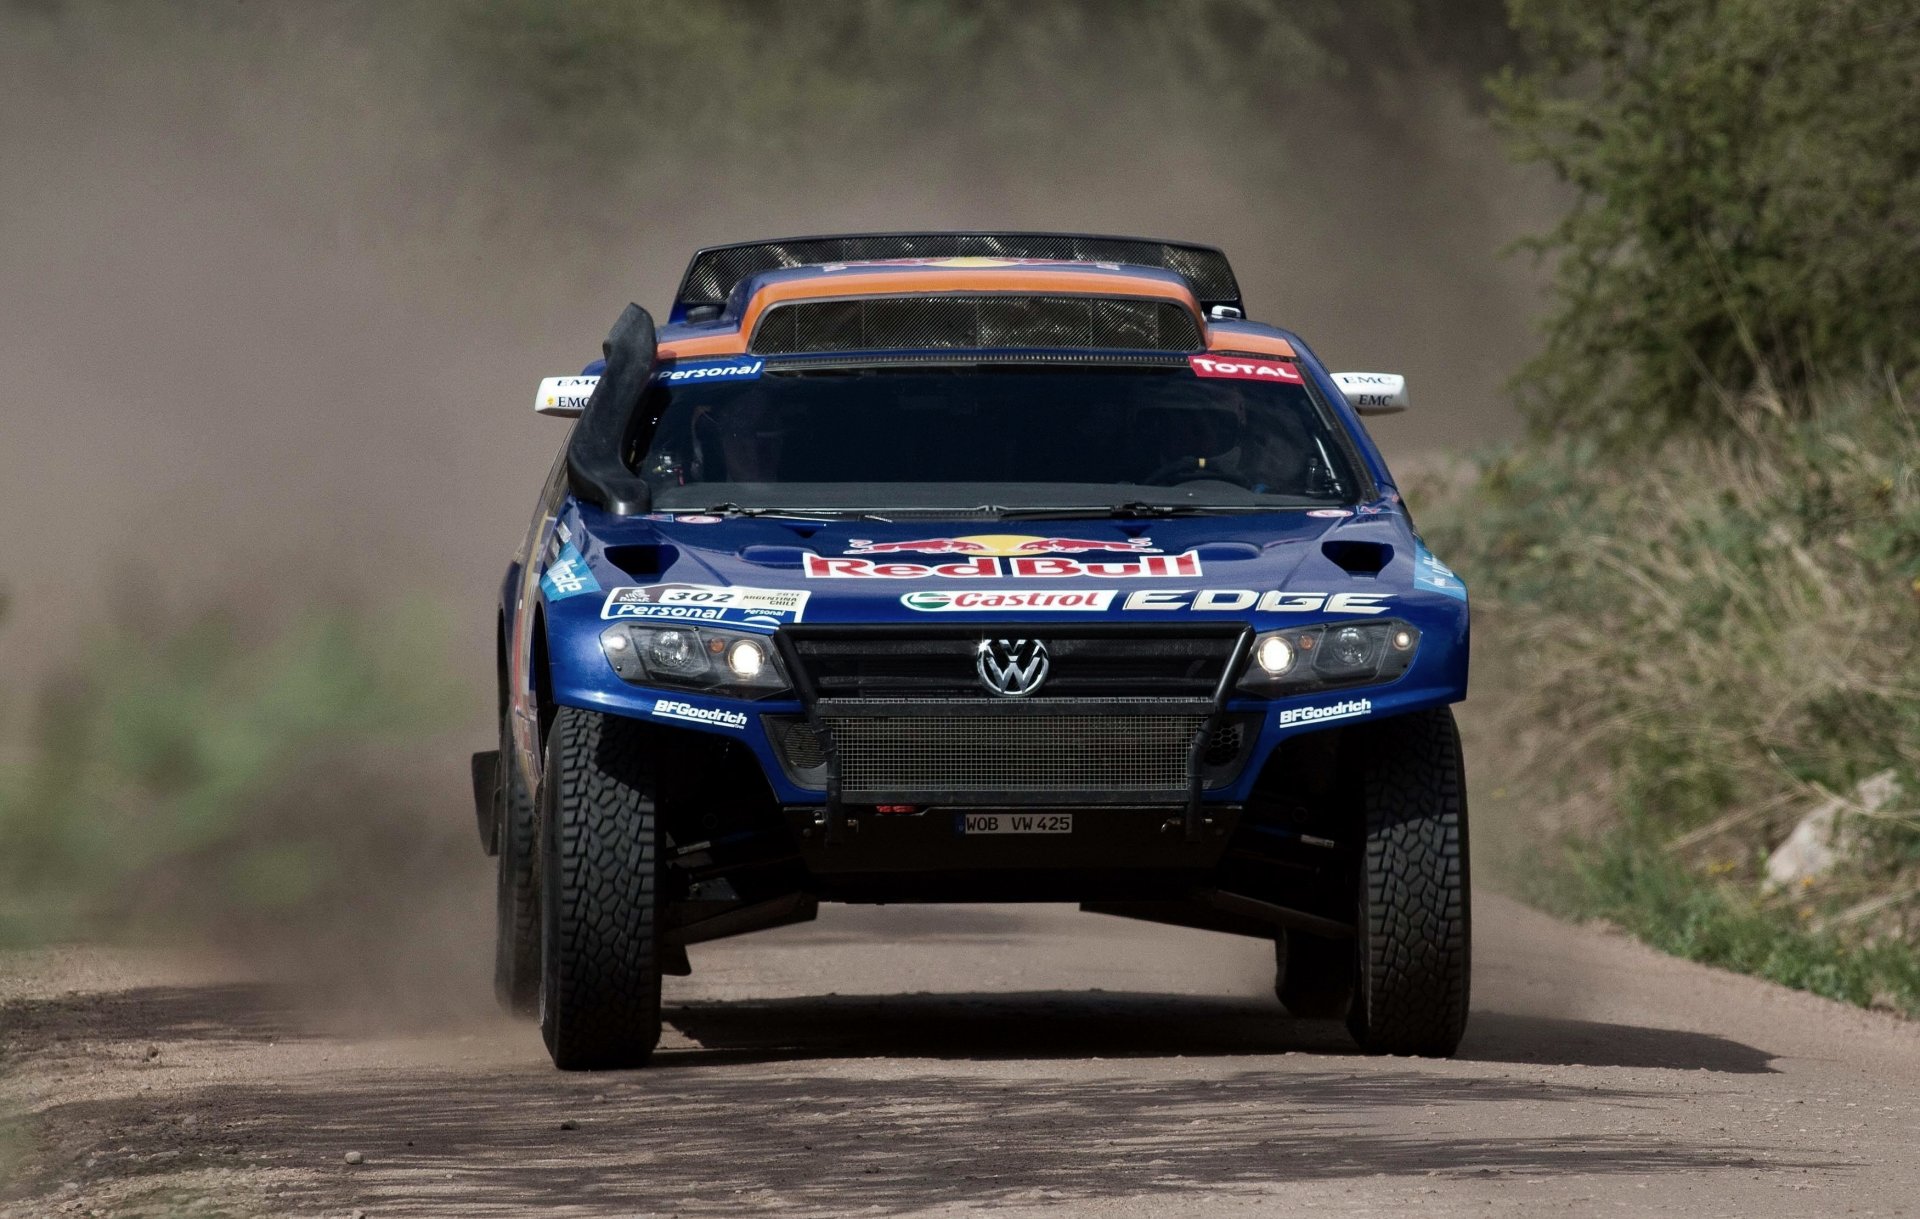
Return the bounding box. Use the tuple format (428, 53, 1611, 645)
(3, 893, 1917, 1217)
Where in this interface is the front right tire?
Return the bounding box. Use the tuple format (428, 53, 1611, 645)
(538, 706, 663, 1070)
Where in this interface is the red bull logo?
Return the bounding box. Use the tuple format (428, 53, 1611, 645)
(844, 534, 1161, 557)
(803, 552, 1202, 580)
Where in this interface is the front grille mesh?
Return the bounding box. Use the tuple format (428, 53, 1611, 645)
(823, 712, 1205, 798)
(750, 295, 1203, 356)
(789, 632, 1237, 701)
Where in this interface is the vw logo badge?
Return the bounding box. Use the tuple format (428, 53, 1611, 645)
(976, 638, 1050, 697)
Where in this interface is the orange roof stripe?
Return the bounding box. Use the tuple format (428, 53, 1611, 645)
(1204, 330, 1296, 358)
(736, 266, 1204, 340)
(656, 265, 1295, 360)
(659, 333, 748, 358)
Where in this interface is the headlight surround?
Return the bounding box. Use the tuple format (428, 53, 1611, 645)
(600, 623, 791, 698)
(1237, 618, 1420, 695)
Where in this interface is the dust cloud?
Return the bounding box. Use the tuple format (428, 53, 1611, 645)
(0, 4, 1556, 1021)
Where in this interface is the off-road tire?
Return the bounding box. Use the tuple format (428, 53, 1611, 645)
(493, 715, 540, 1015)
(1346, 706, 1470, 1057)
(1275, 929, 1354, 1019)
(538, 706, 662, 1070)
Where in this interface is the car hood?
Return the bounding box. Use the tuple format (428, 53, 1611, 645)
(569, 504, 1441, 627)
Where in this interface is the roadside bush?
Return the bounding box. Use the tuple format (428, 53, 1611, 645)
(0, 605, 463, 945)
(1495, 0, 1920, 437)
(1420, 377, 1920, 1011)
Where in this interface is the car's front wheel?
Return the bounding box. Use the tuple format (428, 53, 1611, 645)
(1345, 706, 1471, 1057)
(538, 706, 663, 1070)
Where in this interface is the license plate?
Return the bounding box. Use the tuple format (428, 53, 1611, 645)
(960, 813, 1073, 835)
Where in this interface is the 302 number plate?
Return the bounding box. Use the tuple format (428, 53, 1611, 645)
(960, 813, 1073, 835)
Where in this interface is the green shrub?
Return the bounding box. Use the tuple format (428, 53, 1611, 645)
(0, 605, 463, 945)
(1429, 380, 1920, 833)
(1495, 0, 1920, 437)
(1420, 377, 1920, 1008)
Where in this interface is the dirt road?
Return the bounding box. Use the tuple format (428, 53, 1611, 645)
(3, 893, 1917, 1218)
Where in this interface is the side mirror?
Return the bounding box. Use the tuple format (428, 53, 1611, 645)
(535, 375, 599, 418)
(1331, 372, 1408, 416)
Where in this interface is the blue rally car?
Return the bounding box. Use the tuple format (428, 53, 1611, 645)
(472, 234, 1471, 1069)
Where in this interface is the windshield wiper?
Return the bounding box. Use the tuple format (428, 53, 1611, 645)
(993, 502, 1268, 520)
(682, 503, 893, 522)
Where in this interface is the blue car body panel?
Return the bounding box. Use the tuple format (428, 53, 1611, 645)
(501, 251, 1466, 816)
(504, 324, 1467, 806)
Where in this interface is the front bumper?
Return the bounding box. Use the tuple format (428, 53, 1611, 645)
(549, 613, 1468, 822)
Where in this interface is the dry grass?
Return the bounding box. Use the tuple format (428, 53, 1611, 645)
(1418, 378, 1920, 1011)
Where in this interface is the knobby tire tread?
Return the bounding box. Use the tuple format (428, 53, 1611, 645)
(1348, 706, 1471, 1057)
(540, 707, 661, 1070)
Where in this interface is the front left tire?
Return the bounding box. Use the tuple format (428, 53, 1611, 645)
(538, 706, 663, 1070)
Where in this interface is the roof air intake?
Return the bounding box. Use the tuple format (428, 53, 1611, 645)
(748, 295, 1205, 356)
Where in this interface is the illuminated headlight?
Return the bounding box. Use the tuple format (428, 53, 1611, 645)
(725, 637, 768, 680)
(1254, 633, 1295, 676)
(1239, 620, 1420, 694)
(600, 624, 790, 698)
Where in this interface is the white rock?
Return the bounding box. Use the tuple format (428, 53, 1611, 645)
(1764, 770, 1899, 892)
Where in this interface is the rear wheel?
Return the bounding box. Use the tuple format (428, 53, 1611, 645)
(492, 715, 539, 1015)
(538, 706, 663, 1070)
(1346, 706, 1471, 1057)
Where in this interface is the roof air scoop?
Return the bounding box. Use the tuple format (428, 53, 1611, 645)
(748, 294, 1204, 356)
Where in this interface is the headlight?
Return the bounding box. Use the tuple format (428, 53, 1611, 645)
(1254, 633, 1296, 677)
(1238, 619, 1420, 695)
(725, 637, 769, 680)
(600, 624, 791, 698)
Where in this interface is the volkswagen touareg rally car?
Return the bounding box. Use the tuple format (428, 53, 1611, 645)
(473, 233, 1471, 1070)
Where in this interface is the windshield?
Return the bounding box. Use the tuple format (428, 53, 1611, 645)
(630, 363, 1366, 513)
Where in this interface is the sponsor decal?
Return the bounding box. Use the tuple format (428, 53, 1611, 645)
(1413, 543, 1467, 601)
(846, 534, 1159, 557)
(902, 589, 1116, 612)
(804, 552, 1201, 580)
(650, 699, 748, 730)
(601, 583, 809, 628)
(657, 358, 764, 384)
(1121, 589, 1394, 615)
(1276, 697, 1372, 727)
(1306, 508, 1353, 518)
(641, 513, 724, 525)
(540, 375, 598, 412)
(540, 543, 601, 600)
(1189, 355, 1304, 384)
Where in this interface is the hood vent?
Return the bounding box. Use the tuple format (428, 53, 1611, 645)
(748, 295, 1203, 356)
(1321, 539, 1393, 576)
(604, 545, 675, 580)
